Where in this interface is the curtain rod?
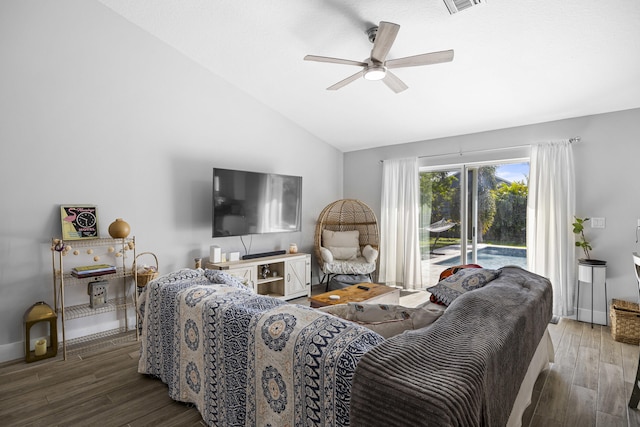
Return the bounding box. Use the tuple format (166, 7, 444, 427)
(379, 136, 581, 162)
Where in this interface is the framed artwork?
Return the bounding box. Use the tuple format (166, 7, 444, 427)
(60, 205, 99, 240)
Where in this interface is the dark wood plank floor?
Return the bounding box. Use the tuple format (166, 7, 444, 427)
(1, 317, 638, 426)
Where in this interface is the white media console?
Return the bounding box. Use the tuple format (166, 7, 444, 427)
(206, 252, 311, 300)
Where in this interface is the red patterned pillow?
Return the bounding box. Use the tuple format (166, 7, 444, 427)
(430, 264, 483, 305)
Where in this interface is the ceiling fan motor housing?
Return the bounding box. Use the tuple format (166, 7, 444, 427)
(366, 26, 378, 43)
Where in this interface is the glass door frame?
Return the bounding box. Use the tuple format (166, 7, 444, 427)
(421, 157, 529, 267)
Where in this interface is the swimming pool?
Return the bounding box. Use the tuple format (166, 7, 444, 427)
(434, 246, 527, 269)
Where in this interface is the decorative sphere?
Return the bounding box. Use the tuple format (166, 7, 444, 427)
(108, 218, 131, 239)
(108, 247, 115, 253)
(94, 256, 100, 262)
(73, 250, 79, 255)
(87, 249, 93, 254)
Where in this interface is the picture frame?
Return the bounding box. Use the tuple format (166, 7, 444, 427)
(60, 205, 99, 240)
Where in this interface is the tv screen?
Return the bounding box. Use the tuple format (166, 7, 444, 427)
(212, 168, 302, 237)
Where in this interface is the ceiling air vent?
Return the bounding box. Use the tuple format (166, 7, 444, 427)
(443, 0, 484, 14)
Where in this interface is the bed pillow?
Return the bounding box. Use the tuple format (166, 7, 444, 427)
(427, 268, 502, 306)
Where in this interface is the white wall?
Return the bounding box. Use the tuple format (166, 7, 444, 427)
(344, 108, 640, 324)
(0, 0, 343, 362)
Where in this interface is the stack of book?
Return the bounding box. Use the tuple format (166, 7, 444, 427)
(71, 264, 116, 278)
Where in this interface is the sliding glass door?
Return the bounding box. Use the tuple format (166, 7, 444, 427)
(420, 161, 529, 286)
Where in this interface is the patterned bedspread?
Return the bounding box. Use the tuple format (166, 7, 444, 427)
(138, 269, 384, 427)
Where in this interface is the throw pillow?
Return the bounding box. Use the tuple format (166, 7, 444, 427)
(427, 268, 502, 306)
(319, 246, 334, 263)
(362, 245, 378, 264)
(438, 263, 482, 281)
(339, 301, 445, 338)
(327, 246, 358, 260)
(322, 229, 360, 250)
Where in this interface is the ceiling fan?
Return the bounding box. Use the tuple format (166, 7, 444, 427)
(304, 21, 454, 93)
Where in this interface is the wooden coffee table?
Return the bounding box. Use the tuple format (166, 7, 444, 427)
(309, 283, 400, 308)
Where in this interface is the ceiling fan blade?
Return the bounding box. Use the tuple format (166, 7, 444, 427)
(304, 55, 367, 67)
(382, 71, 408, 93)
(370, 21, 400, 63)
(386, 49, 454, 69)
(327, 70, 363, 91)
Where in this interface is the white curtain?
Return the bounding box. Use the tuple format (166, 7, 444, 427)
(379, 157, 422, 290)
(527, 141, 576, 316)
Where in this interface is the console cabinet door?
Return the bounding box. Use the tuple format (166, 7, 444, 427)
(227, 266, 256, 292)
(286, 256, 310, 298)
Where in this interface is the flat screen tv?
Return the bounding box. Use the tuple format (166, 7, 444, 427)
(212, 168, 302, 237)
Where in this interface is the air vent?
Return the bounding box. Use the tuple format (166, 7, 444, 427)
(443, 0, 484, 14)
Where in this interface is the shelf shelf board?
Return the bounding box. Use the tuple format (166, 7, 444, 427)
(54, 236, 134, 248)
(64, 329, 136, 357)
(63, 297, 131, 320)
(60, 268, 132, 283)
(260, 293, 285, 299)
(257, 276, 283, 285)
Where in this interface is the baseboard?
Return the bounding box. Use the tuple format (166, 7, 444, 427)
(574, 307, 608, 326)
(0, 315, 137, 364)
(0, 341, 26, 364)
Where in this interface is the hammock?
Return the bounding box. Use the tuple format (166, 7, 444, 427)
(425, 218, 456, 233)
(425, 219, 456, 254)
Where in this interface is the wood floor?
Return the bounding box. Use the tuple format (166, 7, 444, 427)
(0, 318, 638, 426)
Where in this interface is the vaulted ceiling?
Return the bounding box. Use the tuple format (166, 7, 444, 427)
(98, 0, 640, 152)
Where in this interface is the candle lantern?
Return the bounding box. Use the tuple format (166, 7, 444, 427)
(24, 301, 58, 362)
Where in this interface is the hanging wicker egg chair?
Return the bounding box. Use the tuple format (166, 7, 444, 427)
(314, 199, 380, 284)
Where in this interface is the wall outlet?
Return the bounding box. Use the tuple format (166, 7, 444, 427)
(591, 217, 605, 229)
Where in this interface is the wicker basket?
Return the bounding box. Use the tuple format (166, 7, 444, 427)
(133, 252, 159, 287)
(609, 298, 640, 345)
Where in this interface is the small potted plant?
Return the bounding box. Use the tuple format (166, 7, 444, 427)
(572, 216, 606, 265)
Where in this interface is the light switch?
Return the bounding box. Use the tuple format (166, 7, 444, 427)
(591, 217, 605, 228)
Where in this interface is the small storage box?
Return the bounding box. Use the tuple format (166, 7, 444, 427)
(609, 298, 640, 345)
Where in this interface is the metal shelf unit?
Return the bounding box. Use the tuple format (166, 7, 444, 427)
(52, 236, 137, 360)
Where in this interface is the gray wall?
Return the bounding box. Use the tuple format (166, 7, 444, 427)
(0, 0, 343, 361)
(345, 108, 640, 323)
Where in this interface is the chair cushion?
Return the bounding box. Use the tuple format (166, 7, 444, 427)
(322, 257, 376, 275)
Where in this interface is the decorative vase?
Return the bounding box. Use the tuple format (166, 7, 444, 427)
(108, 218, 130, 239)
(289, 243, 298, 254)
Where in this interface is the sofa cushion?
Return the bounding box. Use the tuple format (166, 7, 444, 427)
(427, 268, 502, 306)
(320, 301, 445, 338)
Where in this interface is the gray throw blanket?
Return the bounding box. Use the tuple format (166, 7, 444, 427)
(349, 266, 552, 427)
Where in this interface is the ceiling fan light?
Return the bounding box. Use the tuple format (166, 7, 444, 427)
(364, 66, 386, 81)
